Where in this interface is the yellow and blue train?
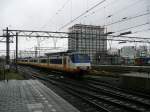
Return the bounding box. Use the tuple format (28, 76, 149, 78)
(18, 52, 91, 77)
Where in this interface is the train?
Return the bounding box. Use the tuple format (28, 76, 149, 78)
(18, 51, 91, 77)
(134, 57, 150, 66)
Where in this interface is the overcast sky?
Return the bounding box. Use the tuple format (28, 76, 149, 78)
(0, 0, 149, 56)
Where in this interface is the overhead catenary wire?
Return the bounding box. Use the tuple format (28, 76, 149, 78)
(79, 0, 117, 24)
(38, 0, 71, 47)
(104, 0, 149, 36)
(57, 0, 149, 39)
(4, 29, 150, 40)
(40, 0, 71, 30)
(77, 0, 149, 40)
(113, 22, 149, 34)
(40, 0, 145, 31)
(131, 28, 150, 34)
(58, 0, 107, 31)
(78, 0, 144, 26)
(108, 0, 145, 17)
(105, 11, 150, 27)
(41, 0, 148, 35)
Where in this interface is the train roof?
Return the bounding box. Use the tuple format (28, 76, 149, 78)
(45, 50, 75, 56)
(19, 56, 48, 60)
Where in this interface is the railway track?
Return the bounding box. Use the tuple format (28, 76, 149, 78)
(84, 80, 150, 106)
(48, 77, 150, 112)
(85, 78, 150, 99)
(19, 66, 150, 112)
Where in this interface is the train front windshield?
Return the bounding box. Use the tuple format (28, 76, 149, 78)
(70, 54, 90, 63)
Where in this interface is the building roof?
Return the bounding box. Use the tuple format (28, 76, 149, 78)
(69, 24, 104, 30)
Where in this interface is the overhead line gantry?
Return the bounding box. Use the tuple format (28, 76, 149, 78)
(2, 27, 150, 71)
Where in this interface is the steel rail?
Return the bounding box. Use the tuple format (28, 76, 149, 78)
(18, 66, 110, 112)
(86, 78, 150, 99)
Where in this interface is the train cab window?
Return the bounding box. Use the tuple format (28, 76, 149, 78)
(78, 54, 90, 63)
(70, 55, 75, 63)
(70, 54, 90, 63)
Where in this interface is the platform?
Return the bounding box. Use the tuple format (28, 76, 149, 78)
(0, 80, 80, 112)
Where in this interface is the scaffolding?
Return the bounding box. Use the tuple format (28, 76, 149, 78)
(68, 24, 107, 64)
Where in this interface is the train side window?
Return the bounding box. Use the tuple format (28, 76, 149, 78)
(41, 59, 47, 63)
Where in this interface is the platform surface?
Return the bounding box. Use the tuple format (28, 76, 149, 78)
(0, 80, 80, 112)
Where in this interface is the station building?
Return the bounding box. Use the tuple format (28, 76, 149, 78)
(68, 24, 107, 64)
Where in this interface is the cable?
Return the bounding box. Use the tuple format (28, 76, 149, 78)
(58, 0, 147, 33)
(105, 11, 150, 27)
(109, 0, 144, 17)
(78, 0, 117, 24)
(40, 0, 71, 30)
(58, 0, 106, 31)
(38, 0, 71, 45)
(79, 0, 144, 26)
(113, 22, 149, 33)
(131, 28, 150, 34)
(108, 34, 150, 40)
